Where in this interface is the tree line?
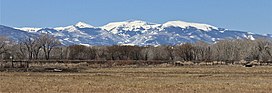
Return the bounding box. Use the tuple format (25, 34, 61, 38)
(0, 34, 272, 63)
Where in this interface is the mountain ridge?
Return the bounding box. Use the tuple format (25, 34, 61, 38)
(1, 20, 271, 46)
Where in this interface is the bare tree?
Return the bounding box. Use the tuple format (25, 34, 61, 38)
(175, 43, 195, 61)
(0, 36, 8, 55)
(9, 44, 26, 60)
(22, 38, 34, 60)
(39, 34, 61, 60)
(68, 45, 85, 60)
(95, 46, 108, 60)
(140, 46, 151, 60)
(21, 36, 43, 60)
(49, 46, 67, 60)
(254, 39, 272, 62)
(193, 41, 212, 61)
(150, 46, 169, 60)
(164, 45, 175, 60)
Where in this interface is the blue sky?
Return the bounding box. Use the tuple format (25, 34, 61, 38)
(1, 0, 271, 34)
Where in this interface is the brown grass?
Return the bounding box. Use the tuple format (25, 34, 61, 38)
(1, 66, 272, 93)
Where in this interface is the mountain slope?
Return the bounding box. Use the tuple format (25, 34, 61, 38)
(0, 25, 37, 41)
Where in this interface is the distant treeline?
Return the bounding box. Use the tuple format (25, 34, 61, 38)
(0, 34, 272, 62)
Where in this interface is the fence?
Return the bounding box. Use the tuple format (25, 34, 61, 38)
(1, 60, 272, 69)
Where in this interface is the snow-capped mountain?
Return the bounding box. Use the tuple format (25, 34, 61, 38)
(1, 20, 271, 46)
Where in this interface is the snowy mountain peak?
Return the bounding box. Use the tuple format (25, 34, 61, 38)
(74, 22, 94, 28)
(54, 22, 94, 31)
(54, 25, 76, 31)
(101, 20, 160, 34)
(162, 21, 218, 31)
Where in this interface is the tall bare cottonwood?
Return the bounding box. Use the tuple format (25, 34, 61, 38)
(39, 34, 61, 60)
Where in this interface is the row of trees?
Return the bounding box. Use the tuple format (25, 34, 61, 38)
(0, 34, 272, 62)
(0, 34, 61, 60)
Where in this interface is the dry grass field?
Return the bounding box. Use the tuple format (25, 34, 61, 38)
(1, 66, 272, 93)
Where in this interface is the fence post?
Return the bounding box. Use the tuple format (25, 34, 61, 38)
(10, 56, 14, 68)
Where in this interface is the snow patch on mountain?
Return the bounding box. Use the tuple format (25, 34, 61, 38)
(74, 22, 94, 28)
(101, 20, 160, 34)
(248, 35, 255, 40)
(162, 21, 218, 31)
(54, 26, 78, 32)
(15, 27, 42, 32)
(54, 22, 95, 32)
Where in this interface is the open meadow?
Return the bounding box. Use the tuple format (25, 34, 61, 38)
(1, 65, 272, 93)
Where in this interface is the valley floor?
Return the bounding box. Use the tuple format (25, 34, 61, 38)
(1, 66, 272, 93)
